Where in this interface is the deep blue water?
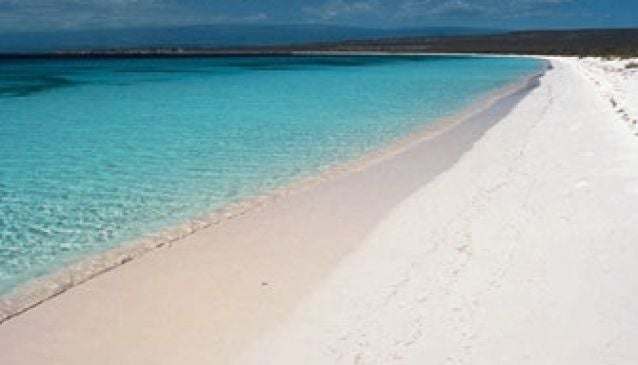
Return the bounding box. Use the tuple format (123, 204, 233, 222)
(0, 55, 542, 295)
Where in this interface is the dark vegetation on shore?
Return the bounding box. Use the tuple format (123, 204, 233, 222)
(2, 28, 637, 58)
(308, 28, 638, 58)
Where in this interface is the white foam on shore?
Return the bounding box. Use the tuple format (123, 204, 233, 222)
(235, 58, 638, 364)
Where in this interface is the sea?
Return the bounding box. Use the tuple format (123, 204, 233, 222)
(0, 55, 542, 296)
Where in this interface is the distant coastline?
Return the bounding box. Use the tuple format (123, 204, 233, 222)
(2, 28, 637, 58)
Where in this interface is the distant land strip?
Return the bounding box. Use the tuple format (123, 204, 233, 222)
(2, 28, 637, 58)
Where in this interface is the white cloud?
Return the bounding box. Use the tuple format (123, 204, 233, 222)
(399, 0, 486, 17)
(395, 0, 572, 20)
(303, 0, 379, 22)
(0, 0, 269, 32)
(0, 0, 583, 32)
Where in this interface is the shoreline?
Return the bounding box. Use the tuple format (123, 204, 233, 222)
(0, 56, 545, 324)
(235, 57, 638, 364)
(2, 55, 637, 364)
(0, 63, 546, 365)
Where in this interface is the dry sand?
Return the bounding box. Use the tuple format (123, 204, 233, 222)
(236, 57, 638, 364)
(1, 57, 637, 364)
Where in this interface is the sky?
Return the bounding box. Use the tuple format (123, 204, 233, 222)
(0, 0, 636, 33)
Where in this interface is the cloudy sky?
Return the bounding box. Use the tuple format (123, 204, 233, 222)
(0, 0, 636, 32)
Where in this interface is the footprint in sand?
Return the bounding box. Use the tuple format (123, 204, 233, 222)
(610, 98, 617, 108)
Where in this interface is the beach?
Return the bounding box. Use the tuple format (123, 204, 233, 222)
(1, 56, 637, 364)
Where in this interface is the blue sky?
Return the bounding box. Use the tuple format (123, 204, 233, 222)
(0, 0, 636, 33)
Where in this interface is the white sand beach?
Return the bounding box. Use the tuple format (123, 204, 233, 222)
(236, 57, 638, 364)
(1, 57, 637, 364)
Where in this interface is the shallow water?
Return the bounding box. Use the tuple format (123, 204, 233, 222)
(0, 55, 542, 295)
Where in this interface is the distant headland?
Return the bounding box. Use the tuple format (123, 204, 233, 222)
(1, 28, 637, 58)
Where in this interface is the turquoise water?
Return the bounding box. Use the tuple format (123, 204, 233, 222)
(0, 56, 542, 295)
